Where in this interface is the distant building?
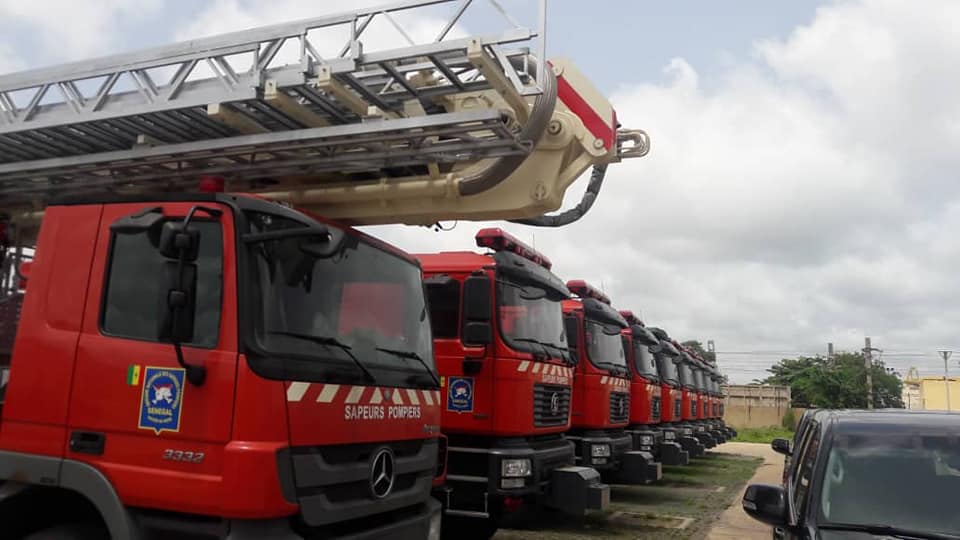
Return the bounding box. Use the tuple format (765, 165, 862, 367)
(903, 367, 960, 411)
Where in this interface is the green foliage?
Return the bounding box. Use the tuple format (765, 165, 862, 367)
(681, 339, 716, 363)
(763, 352, 904, 409)
(781, 408, 797, 430)
(733, 426, 794, 444)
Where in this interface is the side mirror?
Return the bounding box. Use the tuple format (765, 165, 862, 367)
(158, 261, 197, 344)
(462, 274, 492, 346)
(159, 221, 200, 261)
(771, 438, 792, 456)
(462, 321, 492, 346)
(742, 484, 788, 527)
(462, 274, 492, 322)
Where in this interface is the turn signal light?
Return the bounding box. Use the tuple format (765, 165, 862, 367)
(475, 228, 552, 269)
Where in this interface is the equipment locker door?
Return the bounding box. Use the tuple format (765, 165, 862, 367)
(66, 201, 239, 515)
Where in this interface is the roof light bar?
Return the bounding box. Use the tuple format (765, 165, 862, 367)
(619, 310, 644, 326)
(475, 228, 552, 270)
(566, 279, 611, 305)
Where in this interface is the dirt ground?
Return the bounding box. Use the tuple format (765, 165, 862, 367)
(492, 442, 779, 540)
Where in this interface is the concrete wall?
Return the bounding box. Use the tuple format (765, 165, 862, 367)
(722, 384, 792, 429)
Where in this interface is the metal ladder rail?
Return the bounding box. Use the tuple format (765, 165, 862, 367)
(0, 109, 531, 207)
(0, 0, 544, 165)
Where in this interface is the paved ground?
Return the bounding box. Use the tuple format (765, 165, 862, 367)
(706, 442, 783, 540)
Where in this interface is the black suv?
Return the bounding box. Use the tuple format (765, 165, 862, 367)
(742, 410, 960, 539)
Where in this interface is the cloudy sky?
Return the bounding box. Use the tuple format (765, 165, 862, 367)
(3, 0, 958, 382)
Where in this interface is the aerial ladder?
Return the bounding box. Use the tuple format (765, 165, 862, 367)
(0, 0, 648, 348)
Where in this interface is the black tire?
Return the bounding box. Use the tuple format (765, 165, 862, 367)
(23, 524, 108, 540)
(441, 515, 499, 540)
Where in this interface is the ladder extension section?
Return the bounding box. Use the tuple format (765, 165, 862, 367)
(0, 0, 648, 225)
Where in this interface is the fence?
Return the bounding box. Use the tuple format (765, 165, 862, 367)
(722, 384, 792, 429)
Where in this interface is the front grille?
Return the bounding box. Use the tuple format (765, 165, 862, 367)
(674, 399, 681, 418)
(609, 392, 629, 424)
(534, 384, 571, 427)
(651, 396, 662, 421)
(287, 438, 436, 527)
(690, 400, 697, 417)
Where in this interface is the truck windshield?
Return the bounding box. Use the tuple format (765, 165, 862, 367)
(656, 353, 679, 385)
(693, 368, 704, 391)
(585, 319, 626, 371)
(498, 278, 569, 362)
(818, 428, 960, 537)
(246, 212, 435, 388)
(633, 342, 659, 380)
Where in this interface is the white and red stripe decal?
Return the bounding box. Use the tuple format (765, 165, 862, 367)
(516, 362, 573, 378)
(285, 382, 441, 406)
(599, 375, 631, 389)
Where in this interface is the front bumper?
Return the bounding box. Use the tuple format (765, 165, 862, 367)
(226, 499, 441, 540)
(650, 427, 689, 466)
(569, 431, 659, 484)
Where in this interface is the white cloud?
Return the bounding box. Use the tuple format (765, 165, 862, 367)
(369, 0, 960, 382)
(0, 0, 162, 64)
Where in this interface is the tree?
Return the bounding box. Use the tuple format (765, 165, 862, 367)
(681, 340, 716, 363)
(762, 352, 903, 409)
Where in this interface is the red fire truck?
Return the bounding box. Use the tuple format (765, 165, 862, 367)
(646, 328, 704, 459)
(691, 353, 727, 444)
(676, 344, 718, 451)
(417, 229, 608, 538)
(562, 282, 660, 484)
(0, 0, 650, 537)
(619, 311, 687, 466)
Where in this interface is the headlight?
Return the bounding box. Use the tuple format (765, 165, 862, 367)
(590, 444, 612, 458)
(664, 431, 676, 440)
(681, 428, 693, 436)
(501, 458, 532, 478)
(639, 435, 654, 446)
(428, 508, 442, 540)
(696, 426, 705, 432)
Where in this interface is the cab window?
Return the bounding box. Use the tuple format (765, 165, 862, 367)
(101, 220, 223, 347)
(425, 278, 460, 339)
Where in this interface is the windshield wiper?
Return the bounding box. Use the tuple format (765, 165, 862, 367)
(375, 347, 440, 388)
(268, 331, 377, 384)
(512, 338, 551, 360)
(820, 523, 960, 540)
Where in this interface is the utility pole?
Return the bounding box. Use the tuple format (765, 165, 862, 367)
(864, 337, 874, 409)
(939, 350, 953, 412)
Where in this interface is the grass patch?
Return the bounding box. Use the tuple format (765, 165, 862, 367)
(494, 453, 763, 540)
(732, 426, 793, 444)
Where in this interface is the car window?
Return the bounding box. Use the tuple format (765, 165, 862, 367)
(790, 420, 821, 522)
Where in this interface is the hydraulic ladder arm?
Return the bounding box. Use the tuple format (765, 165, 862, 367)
(0, 0, 649, 231)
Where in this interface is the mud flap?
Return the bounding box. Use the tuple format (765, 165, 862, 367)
(679, 436, 704, 458)
(544, 466, 609, 516)
(658, 442, 689, 466)
(614, 451, 662, 484)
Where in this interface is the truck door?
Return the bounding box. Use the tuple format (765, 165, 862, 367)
(67, 202, 239, 516)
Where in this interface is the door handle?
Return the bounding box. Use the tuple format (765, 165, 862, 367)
(70, 431, 106, 455)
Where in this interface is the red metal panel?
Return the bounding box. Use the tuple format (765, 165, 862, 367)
(0, 204, 103, 456)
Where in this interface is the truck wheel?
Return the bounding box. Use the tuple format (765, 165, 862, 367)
(441, 516, 498, 540)
(24, 524, 108, 540)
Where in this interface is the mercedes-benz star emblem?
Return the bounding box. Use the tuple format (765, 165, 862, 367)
(369, 448, 395, 499)
(550, 392, 560, 415)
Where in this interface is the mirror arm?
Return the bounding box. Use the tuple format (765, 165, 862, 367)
(168, 204, 220, 387)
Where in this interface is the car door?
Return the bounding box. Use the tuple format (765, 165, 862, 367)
(782, 420, 822, 539)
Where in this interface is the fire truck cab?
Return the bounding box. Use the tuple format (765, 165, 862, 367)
(0, 194, 444, 539)
(619, 311, 686, 466)
(647, 328, 703, 460)
(562, 282, 660, 484)
(692, 355, 727, 444)
(417, 229, 608, 538)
